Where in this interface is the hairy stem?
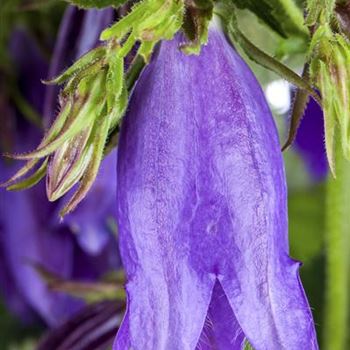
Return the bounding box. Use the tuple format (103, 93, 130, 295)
(324, 135, 350, 349)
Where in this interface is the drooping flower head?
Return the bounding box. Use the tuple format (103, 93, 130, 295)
(115, 25, 318, 349)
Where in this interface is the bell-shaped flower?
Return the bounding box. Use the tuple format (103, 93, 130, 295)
(115, 26, 318, 349)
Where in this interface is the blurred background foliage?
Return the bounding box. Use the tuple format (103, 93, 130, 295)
(0, 0, 328, 349)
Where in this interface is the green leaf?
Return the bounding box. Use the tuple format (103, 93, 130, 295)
(228, 0, 307, 39)
(64, 0, 127, 9)
(224, 9, 321, 105)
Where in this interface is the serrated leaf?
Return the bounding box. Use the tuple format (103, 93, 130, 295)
(282, 65, 311, 151)
(64, 0, 127, 9)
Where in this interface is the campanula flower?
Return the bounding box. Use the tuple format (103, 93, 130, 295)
(115, 26, 318, 349)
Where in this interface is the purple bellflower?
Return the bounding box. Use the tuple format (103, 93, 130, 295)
(115, 26, 318, 349)
(294, 98, 328, 181)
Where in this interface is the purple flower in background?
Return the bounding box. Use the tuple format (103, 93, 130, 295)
(294, 98, 328, 181)
(0, 7, 119, 327)
(115, 27, 318, 349)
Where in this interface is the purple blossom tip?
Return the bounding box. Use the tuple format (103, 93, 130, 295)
(294, 98, 328, 181)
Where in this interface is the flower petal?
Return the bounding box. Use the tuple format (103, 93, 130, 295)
(196, 280, 245, 350)
(116, 27, 318, 349)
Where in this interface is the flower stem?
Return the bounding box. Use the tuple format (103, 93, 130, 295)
(324, 137, 350, 349)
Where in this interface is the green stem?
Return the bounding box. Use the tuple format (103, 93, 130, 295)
(324, 138, 350, 349)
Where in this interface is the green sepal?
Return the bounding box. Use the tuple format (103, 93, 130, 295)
(1, 100, 73, 187)
(306, 0, 336, 26)
(100, 1, 148, 41)
(243, 339, 254, 350)
(13, 74, 105, 160)
(62, 59, 106, 98)
(63, 0, 127, 9)
(311, 28, 350, 176)
(318, 62, 338, 176)
(7, 159, 48, 191)
(282, 89, 310, 152)
(110, 85, 128, 129)
(43, 46, 106, 85)
(104, 57, 146, 156)
(282, 65, 311, 151)
(47, 127, 94, 201)
(106, 53, 124, 112)
(135, 2, 173, 36)
(181, 0, 213, 55)
(60, 105, 111, 217)
(138, 41, 157, 62)
(100, 0, 184, 61)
